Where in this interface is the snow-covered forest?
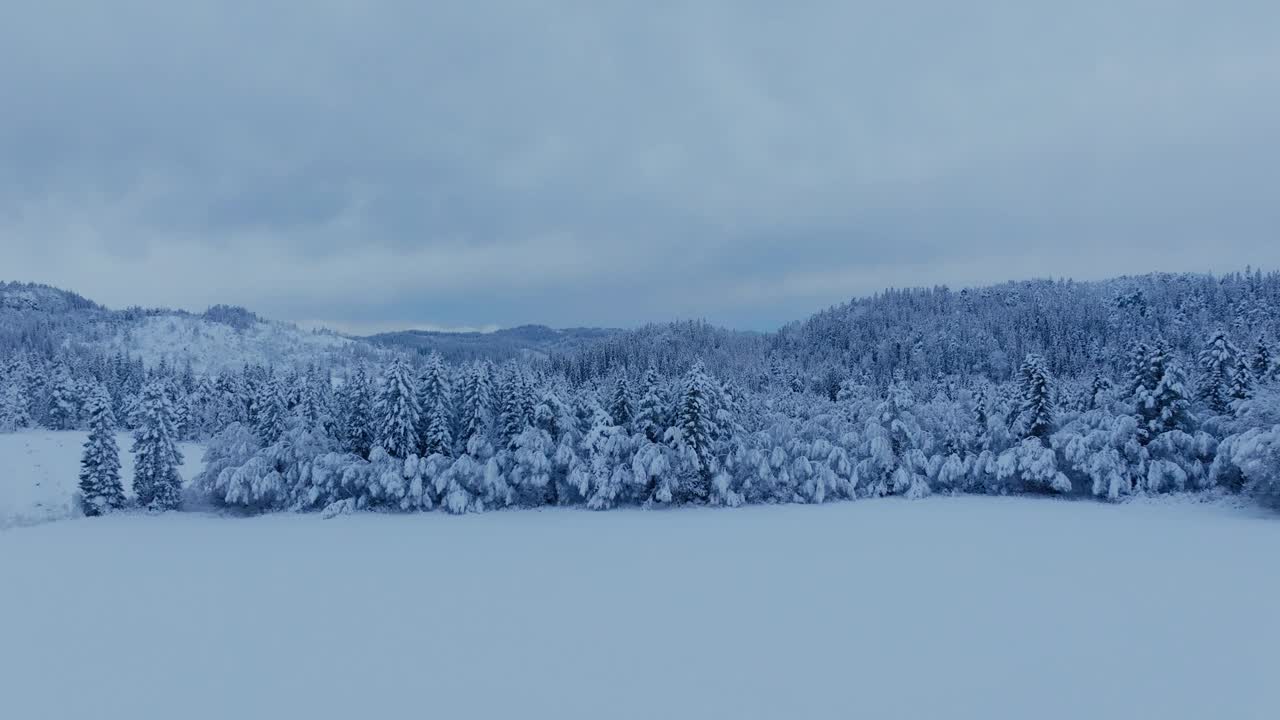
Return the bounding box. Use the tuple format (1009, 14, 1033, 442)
(4, 270, 1280, 518)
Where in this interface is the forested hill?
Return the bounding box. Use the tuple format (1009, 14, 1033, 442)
(0, 281, 382, 374)
(549, 271, 1280, 394)
(365, 325, 621, 363)
(8, 271, 1280, 392)
(8, 270, 1280, 516)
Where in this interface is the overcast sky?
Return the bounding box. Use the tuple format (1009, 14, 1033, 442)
(3, 1, 1279, 333)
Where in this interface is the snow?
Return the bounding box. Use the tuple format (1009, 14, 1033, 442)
(102, 314, 356, 374)
(2, 496, 1277, 719)
(0, 431, 205, 528)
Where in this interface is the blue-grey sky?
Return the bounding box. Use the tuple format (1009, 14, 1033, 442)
(3, 1, 1279, 333)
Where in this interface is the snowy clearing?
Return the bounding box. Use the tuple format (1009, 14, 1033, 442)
(0, 431, 204, 529)
(2, 497, 1276, 719)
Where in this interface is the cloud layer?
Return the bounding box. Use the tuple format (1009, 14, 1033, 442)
(3, 1, 1279, 331)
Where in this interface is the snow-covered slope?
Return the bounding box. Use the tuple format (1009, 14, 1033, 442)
(0, 431, 204, 528)
(367, 324, 622, 362)
(2, 497, 1276, 719)
(102, 313, 356, 374)
(1, 282, 393, 374)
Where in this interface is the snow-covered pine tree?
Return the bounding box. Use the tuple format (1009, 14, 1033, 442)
(498, 368, 534, 450)
(375, 358, 421, 459)
(0, 376, 32, 431)
(664, 360, 718, 502)
(253, 372, 289, 444)
(508, 426, 554, 507)
(1147, 351, 1194, 439)
(457, 362, 492, 451)
(296, 366, 332, 431)
(1249, 337, 1273, 381)
(79, 383, 125, 515)
(634, 365, 665, 443)
(1229, 359, 1254, 405)
(417, 353, 454, 457)
(580, 405, 638, 510)
(1089, 373, 1112, 410)
(609, 375, 634, 431)
(47, 363, 79, 430)
(1125, 341, 1154, 400)
(972, 384, 991, 451)
(1197, 330, 1239, 414)
(856, 381, 932, 498)
(131, 379, 185, 511)
(1130, 339, 1194, 444)
(1016, 354, 1054, 442)
(337, 365, 375, 458)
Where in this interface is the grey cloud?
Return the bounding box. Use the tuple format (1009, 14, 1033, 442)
(2, 1, 1279, 332)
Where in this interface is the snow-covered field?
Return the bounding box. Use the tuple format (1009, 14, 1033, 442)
(0, 431, 205, 529)
(2, 489, 1276, 719)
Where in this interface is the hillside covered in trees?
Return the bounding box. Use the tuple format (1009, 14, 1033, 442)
(3, 270, 1280, 517)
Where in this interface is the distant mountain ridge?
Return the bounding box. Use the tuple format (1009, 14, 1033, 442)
(5, 270, 1279, 389)
(365, 324, 622, 363)
(0, 281, 625, 371)
(0, 281, 379, 374)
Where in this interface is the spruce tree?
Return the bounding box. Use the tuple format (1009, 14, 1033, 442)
(1124, 341, 1154, 400)
(253, 373, 288, 444)
(375, 358, 421, 458)
(1249, 338, 1273, 381)
(972, 384, 990, 451)
(79, 384, 125, 515)
(609, 375, 634, 431)
(417, 353, 455, 457)
(634, 365, 665, 442)
(297, 366, 332, 431)
(1132, 340, 1194, 443)
(671, 361, 717, 499)
(1017, 354, 1054, 442)
(498, 369, 534, 450)
(0, 378, 32, 431)
(47, 364, 79, 430)
(1197, 330, 1239, 414)
(457, 363, 492, 451)
(132, 379, 184, 511)
(1229, 359, 1254, 405)
(1089, 373, 1112, 410)
(338, 366, 376, 458)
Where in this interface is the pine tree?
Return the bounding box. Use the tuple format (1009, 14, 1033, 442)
(297, 366, 332, 431)
(253, 373, 289, 444)
(417, 353, 454, 457)
(414, 351, 455, 453)
(1017, 354, 1054, 442)
(1249, 338, 1273, 381)
(498, 369, 534, 451)
(1089, 373, 1112, 410)
(132, 379, 185, 511)
(457, 363, 492, 451)
(47, 363, 79, 430)
(856, 381, 931, 498)
(609, 375, 634, 430)
(1125, 341, 1154, 400)
(79, 384, 125, 515)
(375, 358, 421, 459)
(338, 366, 376, 458)
(634, 366, 665, 443)
(1229, 359, 1254, 404)
(668, 360, 718, 501)
(1132, 340, 1194, 443)
(1197, 330, 1239, 414)
(0, 377, 32, 431)
(972, 384, 991, 451)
